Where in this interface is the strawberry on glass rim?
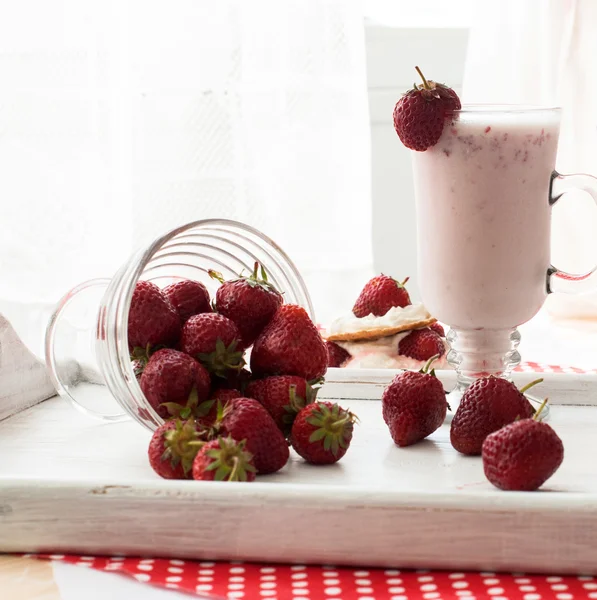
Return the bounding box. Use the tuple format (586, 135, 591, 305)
(393, 66, 461, 151)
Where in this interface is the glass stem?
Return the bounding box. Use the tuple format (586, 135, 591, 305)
(446, 327, 522, 393)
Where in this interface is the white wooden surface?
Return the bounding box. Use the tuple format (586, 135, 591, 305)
(2, 374, 597, 574)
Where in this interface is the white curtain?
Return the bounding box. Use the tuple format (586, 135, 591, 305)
(463, 0, 597, 319)
(0, 0, 373, 360)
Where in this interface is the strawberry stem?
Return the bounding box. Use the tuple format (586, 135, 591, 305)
(331, 414, 351, 431)
(533, 398, 549, 421)
(422, 354, 440, 374)
(208, 269, 225, 284)
(393, 276, 410, 287)
(415, 66, 431, 90)
(519, 378, 544, 395)
(229, 455, 240, 481)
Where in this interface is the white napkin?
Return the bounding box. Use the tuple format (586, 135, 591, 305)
(0, 313, 55, 421)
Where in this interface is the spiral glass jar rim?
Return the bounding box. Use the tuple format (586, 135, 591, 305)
(90, 219, 314, 430)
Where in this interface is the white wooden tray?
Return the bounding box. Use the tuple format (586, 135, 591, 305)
(323, 367, 597, 404)
(1, 369, 597, 575)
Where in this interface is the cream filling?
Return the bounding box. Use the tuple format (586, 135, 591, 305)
(328, 303, 432, 336)
(335, 331, 451, 370)
(336, 331, 409, 356)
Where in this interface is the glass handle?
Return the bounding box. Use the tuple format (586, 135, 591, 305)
(547, 170, 597, 294)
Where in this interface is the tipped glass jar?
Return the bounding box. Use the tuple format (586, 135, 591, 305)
(45, 219, 314, 431)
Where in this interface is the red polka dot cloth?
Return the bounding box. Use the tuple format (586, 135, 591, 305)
(30, 554, 597, 599)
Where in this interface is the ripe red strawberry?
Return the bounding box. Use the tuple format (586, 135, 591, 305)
(148, 419, 206, 479)
(163, 279, 211, 323)
(398, 328, 445, 361)
(128, 280, 181, 352)
(482, 401, 563, 491)
(140, 349, 211, 419)
(326, 341, 351, 368)
(251, 304, 328, 381)
(352, 275, 411, 318)
(450, 377, 538, 456)
(246, 376, 320, 436)
(210, 262, 283, 347)
(220, 397, 289, 474)
(181, 313, 245, 378)
(429, 322, 445, 337)
(393, 66, 461, 151)
(192, 436, 257, 482)
(381, 359, 447, 447)
(196, 387, 246, 431)
(290, 401, 356, 465)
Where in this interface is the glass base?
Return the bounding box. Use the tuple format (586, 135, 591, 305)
(446, 327, 522, 382)
(444, 326, 549, 421)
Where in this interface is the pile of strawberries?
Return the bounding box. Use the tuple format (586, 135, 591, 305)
(128, 263, 357, 481)
(382, 367, 564, 491)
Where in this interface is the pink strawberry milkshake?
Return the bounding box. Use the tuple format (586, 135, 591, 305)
(413, 107, 560, 331)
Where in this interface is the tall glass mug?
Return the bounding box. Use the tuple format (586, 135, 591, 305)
(412, 106, 597, 398)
